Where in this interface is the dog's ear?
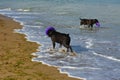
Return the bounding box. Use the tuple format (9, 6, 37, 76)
(79, 18, 82, 20)
(94, 19, 99, 22)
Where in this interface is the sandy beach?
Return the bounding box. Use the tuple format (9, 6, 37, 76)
(0, 14, 81, 80)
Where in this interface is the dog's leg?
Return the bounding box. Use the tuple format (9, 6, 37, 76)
(69, 46, 73, 52)
(88, 24, 91, 28)
(63, 43, 69, 52)
(66, 48, 69, 52)
(59, 43, 62, 48)
(66, 46, 73, 52)
(91, 24, 93, 27)
(63, 44, 73, 52)
(90, 24, 93, 30)
(52, 41, 55, 49)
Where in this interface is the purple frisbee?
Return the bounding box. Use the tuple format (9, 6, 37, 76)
(96, 22, 100, 27)
(45, 26, 56, 35)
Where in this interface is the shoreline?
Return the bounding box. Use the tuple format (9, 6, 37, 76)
(0, 14, 82, 80)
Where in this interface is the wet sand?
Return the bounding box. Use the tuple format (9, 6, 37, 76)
(0, 14, 81, 80)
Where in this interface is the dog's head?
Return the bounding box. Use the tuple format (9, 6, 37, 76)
(45, 26, 56, 37)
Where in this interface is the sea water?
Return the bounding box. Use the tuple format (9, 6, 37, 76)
(0, 0, 120, 80)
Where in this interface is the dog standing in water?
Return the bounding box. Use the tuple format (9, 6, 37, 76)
(80, 18, 100, 29)
(45, 26, 73, 52)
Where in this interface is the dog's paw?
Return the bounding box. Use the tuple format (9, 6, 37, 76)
(69, 52, 77, 56)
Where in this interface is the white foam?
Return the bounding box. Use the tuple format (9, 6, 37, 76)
(58, 68, 86, 80)
(80, 25, 88, 29)
(1, 8, 12, 11)
(86, 38, 93, 48)
(24, 25, 42, 28)
(61, 66, 101, 70)
(93, 51, 120, 62)
(17, 8, 30, 12)
(32, 58, 57, 67)
(31, 53, 37, 56)
(14, 19, 24, 26)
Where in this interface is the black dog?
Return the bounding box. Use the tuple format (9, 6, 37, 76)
(45, 27, 73, 52)
(80, 18, 100, 28)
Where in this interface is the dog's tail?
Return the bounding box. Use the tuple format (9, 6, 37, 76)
(66, 34, 69, 36)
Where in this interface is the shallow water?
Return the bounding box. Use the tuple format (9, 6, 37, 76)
(0, 0, 120, 80)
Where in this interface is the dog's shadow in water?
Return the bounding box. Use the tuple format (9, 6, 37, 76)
(72, 45, 88, 53)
